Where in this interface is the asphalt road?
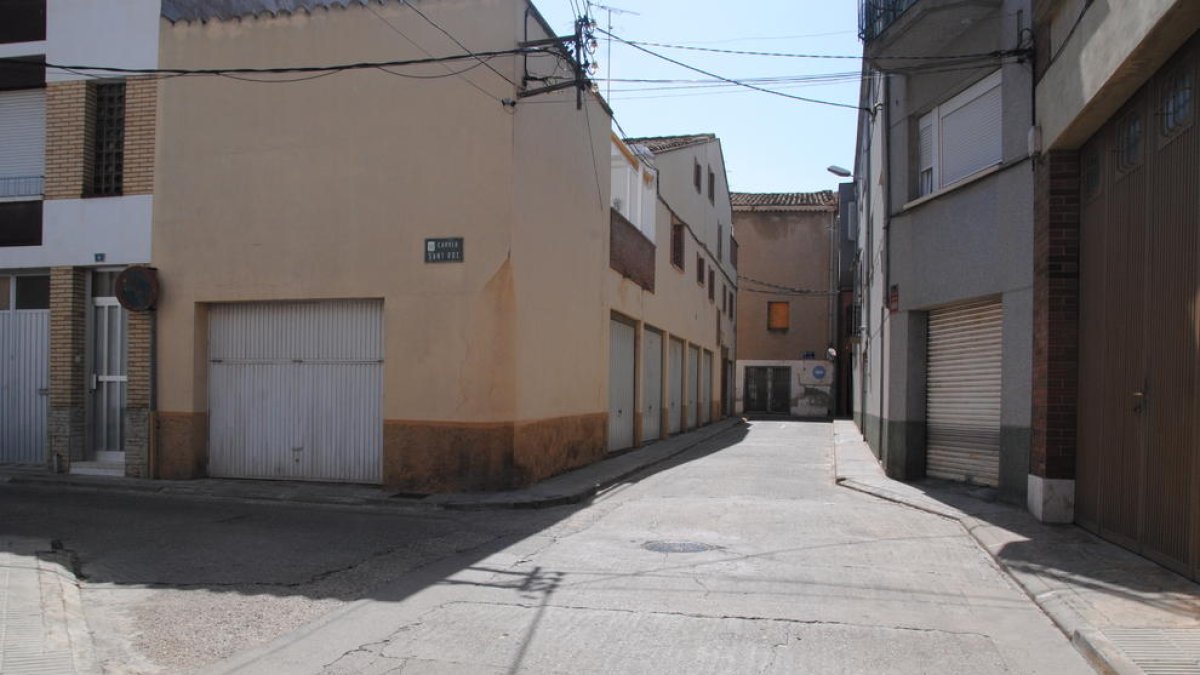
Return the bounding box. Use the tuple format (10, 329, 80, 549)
(0, 421, 1093, 674)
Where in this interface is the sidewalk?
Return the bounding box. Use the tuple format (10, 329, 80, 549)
(833, 420, 1200, 675)
(0, 538, 98, 675)
(0, 418, 745, 512)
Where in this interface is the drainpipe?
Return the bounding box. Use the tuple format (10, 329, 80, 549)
(878, 71, 892, 462)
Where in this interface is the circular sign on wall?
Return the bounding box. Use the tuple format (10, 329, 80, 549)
(812, 365, 827, 380)
(115, 265, 159, 312)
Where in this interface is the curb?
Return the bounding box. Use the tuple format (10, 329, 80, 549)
(835, 476, 1143, 675)
(0, 420, 746, 513)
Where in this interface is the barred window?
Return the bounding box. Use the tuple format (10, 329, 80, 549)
(1160, 69, 1193, 137)
(91, 81, 125, 196)
(1117, 110, 1143, 173)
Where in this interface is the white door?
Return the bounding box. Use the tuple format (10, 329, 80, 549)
(608, 319, 636, 452)
(668, 338, 683, 435)
(926, 299, 1003, 486)
(0, 276, 48, 463)
(701, 351, 713, 425)
(687, 346, 699, 429)
(89, 297, 128, 456)
(208, 301, 383, 483)
(642, 328, 663, 442)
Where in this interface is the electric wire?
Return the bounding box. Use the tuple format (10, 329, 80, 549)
(597, 28, 866, 112)
(365, 3, 501, 102)
(400, 0, 519, 88)
(620, 39, 1030, 62)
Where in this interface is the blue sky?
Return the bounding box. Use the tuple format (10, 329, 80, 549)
(533, 0, 863, 193)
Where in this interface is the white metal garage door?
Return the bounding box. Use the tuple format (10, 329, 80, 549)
(687, 345, 699, 429)
(668, 338, 683, 435)
(642, 327, 663, 443)
(926, 299, 1002, 486)
(608, 318, 636, 452)
(208, 301, 383, 483)
(0, 302, 48, 463)
(701, 350, 713, 425)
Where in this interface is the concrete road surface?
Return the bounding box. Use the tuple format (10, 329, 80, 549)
(0, 421, 1093, 674)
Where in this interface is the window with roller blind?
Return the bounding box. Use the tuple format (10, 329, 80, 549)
(917, 70, 1003, 197)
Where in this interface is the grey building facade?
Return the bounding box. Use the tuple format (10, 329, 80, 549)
(852, 0, 1035, 502)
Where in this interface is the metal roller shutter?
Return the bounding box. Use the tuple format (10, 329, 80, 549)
(208, 301, 383, 483)
(607, 319, 636, 452)
(0, 89, 45, 198)
(926, 299, 1002, 486)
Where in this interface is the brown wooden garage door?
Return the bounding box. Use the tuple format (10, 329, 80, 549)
(1075, 35, 1200, 579)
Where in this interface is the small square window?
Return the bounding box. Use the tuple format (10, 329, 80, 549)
(15, 275, 49, 310)
(767, 301, 789, 332)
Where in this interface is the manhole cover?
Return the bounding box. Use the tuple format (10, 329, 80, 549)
(642, 540, 720, 553)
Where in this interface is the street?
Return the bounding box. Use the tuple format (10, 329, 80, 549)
(0, 421, 1092, 674)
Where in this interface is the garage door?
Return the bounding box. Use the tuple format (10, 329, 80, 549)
(642, 327, 663, 443)
(668, 338, 683, 435)
(208, 301, 383, 483)
(608, 318, 636, 452)
(687, 346, 699, 430)
(0, 276, 48, 463)
(926, 299, 1002, 486)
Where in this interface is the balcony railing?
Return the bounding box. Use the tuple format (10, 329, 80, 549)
(859, 0, 919, 41)
(0, 176, 43, 200)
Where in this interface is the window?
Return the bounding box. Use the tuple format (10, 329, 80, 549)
(0, 0, 46, 44)
(708, 269, 715, 301)
(0, 80, 46, 199)
(1160, 67, 1193, 138)
(671, 222, 684, 269)
(90, 81, 125, 197)
(767, 301, 789, 332)
(693, 160, 701, 192)
(14, 274, 49, 310)
(707, 167, 715, 204)
(0, 200, 42, 246)
(696, 254, 705, 285)
(1117, 109, 1143, 172)
(1082, 146, 1102, 200)
(730, 237, 738, 269)
(722, 284, 726, 312)
(729, 292, 735, 318)
(717, 225, 724, 260)
(0, 276, 8, 310)
(917, 70, 1002, 197)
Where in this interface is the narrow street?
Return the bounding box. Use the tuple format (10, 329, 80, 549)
(1, 421, 1091, 674)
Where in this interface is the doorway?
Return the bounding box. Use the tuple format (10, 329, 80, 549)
(744, 366, 791, 415)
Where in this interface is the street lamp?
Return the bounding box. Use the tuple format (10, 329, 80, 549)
(826, 165, 851, 178)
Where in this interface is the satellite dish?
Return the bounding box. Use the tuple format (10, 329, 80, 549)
(115, 265, 159, 312)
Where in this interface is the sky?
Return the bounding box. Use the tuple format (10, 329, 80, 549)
(533, 0, 864, 194)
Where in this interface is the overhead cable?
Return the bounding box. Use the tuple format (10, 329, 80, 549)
(597, 28, 866, 112)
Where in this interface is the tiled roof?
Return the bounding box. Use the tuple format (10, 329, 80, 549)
(730, 191, 838, 211)
(623, 134, 716, 154)
(162, 0, 374, 22)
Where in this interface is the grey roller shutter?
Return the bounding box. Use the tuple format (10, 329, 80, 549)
(926, 299, 1002, 486)
(0, 89, 45, 198)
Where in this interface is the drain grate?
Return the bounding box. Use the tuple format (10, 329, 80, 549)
(642, 540, 720, 554)
(1104, 628, 1200, 675)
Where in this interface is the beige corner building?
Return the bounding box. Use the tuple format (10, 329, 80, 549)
(0, 0, 736, 492)
(731, 191, 837, 418)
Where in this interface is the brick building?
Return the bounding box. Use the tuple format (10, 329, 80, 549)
(1, 0, 158, 477)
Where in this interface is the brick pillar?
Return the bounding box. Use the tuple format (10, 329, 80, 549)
(48, 267, 87, 468)
(44, 81, 93, 200)
(124, 310, 152, 477)
(1029, 150, 1080, 522)
(123, 76, 157, 196)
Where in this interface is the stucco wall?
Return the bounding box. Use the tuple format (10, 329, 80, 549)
(153, 2, 526, 422)
(1037, 0, 1200, 150)
(733, 208, 834, 362)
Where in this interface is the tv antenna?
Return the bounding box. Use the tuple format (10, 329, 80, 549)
(589, 2, 639, 100)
